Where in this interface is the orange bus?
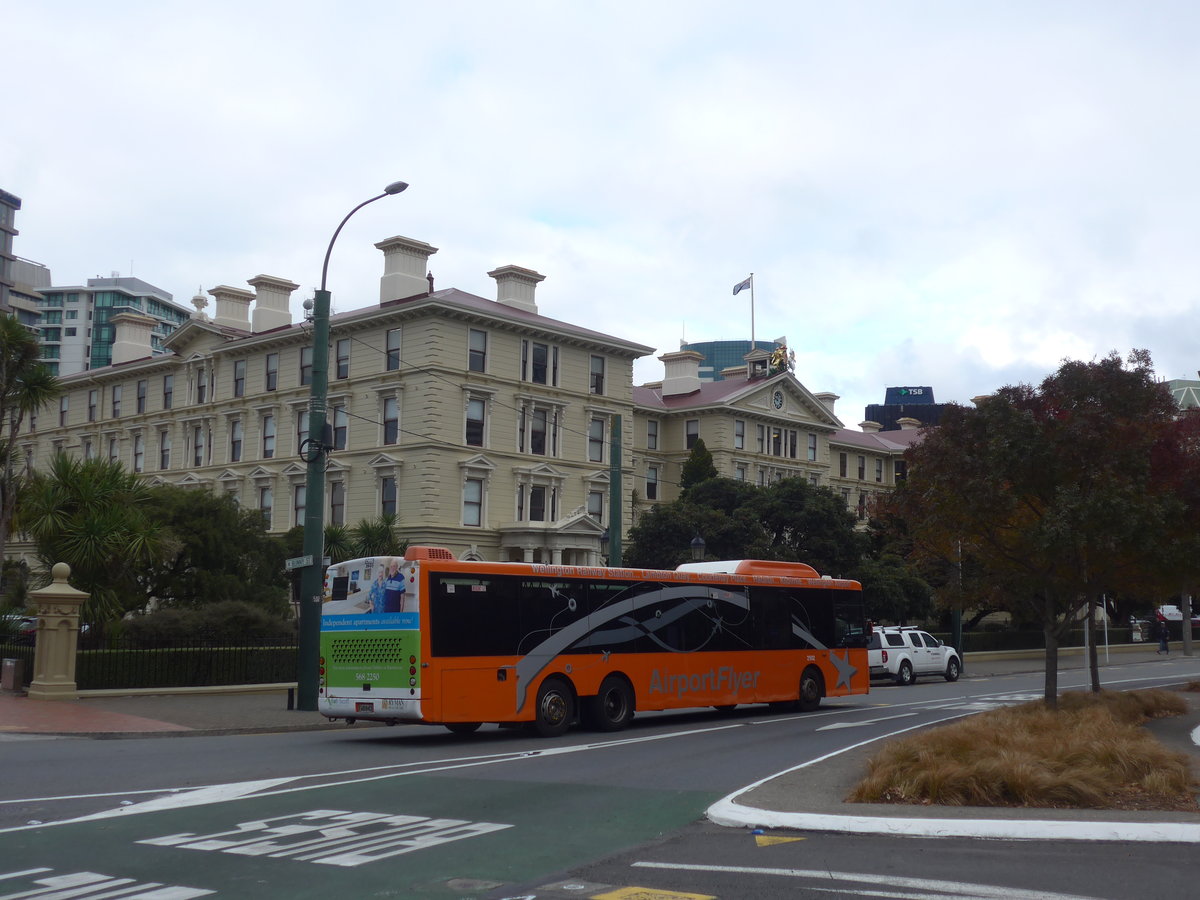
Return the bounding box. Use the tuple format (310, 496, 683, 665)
(318, 546, 869, 737)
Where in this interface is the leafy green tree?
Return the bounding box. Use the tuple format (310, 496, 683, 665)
(139, 485, 290, 615)
(16, 454, 167, 622)
(684, 477, 760, 516)
(852, 552, 933, 625)
(283, 515, 407, 564)
(0, 315, 60, 561)
(891, 351, 1192, 706)
(624, 492, 769, 569)
(679, 438, 718, 491)
(749, 477, 864, 576)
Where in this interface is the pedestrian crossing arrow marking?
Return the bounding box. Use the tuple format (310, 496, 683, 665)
(816, 712, 918, 730)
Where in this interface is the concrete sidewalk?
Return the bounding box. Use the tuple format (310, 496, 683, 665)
(0, 685, 344, 737)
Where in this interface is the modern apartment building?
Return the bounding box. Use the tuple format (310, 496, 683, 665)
(0, 188, 21, 315)
(679, 339, 779, 381)
(35, 276, 191, 376)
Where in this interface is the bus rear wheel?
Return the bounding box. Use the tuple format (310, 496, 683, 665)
(534, 677, 575, 738)
(584, 676, 634, 732)
(444, 722, 481, 736)
(798, 667, 823, 712)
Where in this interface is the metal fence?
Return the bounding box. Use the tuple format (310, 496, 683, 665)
(75, 636, 298, 690)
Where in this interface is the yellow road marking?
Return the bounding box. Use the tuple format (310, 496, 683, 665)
(591, 888, 717, 900)
(755, 834, 806, 847)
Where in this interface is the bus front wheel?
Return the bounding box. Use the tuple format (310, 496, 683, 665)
(535, 677, 575, 738)
(798, 668, 823, 712)
(584, 675, 634, 732)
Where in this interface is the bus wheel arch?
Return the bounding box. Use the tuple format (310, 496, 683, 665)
(583, 674, 635, 732)
(798, 666, 824, 712)
(534, 675, 577, 738)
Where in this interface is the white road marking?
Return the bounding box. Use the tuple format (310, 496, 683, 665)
(817, 713, 918, 730)
(632, 861, 1103, 900)
(0, 722, 746, 834)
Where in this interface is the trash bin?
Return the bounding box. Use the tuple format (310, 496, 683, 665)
(1, 658, 24, 692)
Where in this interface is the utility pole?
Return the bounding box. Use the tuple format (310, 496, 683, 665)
(295, 181, 408, 712)
(608, 414, 622, 566)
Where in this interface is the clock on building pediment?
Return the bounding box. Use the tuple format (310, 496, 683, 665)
(772, 389, 784, 410)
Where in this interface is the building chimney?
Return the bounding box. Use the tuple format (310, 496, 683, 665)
(488, 265, 545, 315)
(248, 275, 298, 332)
(897, 417, 922, 431)
(859, 420, 883, 433)
(658, 349, 704, 397)
(110, 311, 157, 365)
(208, 285, 254, 330)
(375, 236, 438, 303)
(815, 392, 839, 416)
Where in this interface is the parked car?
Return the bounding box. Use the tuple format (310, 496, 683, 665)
(1, 614, 37, 646)
(867, 626, 961, 685)
(1154, 605, 1200, 625)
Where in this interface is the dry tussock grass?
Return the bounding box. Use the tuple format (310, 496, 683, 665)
(847, 689, 1198, 811)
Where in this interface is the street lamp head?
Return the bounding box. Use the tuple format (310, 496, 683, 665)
(384, 181, 409, 195)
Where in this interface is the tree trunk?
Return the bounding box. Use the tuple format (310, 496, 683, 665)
(1042, 594, 1059, 709)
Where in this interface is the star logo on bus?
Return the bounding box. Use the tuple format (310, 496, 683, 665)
(830, 650, 857, 691)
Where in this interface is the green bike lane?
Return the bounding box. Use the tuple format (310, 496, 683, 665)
(2, 773, 720, 899)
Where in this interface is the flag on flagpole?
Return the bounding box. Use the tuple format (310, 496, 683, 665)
(732, 276, 752, 295)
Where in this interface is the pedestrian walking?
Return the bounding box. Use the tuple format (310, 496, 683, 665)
(1156, 617, 1170, 655)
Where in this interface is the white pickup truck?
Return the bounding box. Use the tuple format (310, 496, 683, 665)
(867, 626, 961, 685)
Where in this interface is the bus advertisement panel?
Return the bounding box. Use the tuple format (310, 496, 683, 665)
(318, 547, 869, 737)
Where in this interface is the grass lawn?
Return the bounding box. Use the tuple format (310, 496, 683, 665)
(847, 687, 1199, 811)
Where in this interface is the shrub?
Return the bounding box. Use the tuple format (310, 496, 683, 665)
(847, 689, 1197, 810)
(123, 601, 295, 646)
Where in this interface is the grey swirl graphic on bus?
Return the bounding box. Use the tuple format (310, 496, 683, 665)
(511, 583, 857, 713)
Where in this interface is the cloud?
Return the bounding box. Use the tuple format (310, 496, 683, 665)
(5, 1, 1200, 428)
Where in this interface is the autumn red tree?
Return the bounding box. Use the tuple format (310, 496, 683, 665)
(890, 350, 1196, 706)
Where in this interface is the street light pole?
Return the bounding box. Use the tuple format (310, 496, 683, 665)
(296, 180, 408, 712)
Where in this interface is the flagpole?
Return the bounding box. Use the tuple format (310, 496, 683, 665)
(749, 273, 755, 346)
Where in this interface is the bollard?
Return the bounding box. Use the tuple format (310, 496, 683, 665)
(2, 658, 24, 692)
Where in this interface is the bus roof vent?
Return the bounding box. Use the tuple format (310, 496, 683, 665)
(404, 546, 456, 561)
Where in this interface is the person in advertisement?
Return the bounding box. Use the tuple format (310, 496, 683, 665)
(382, 557, 406, 612)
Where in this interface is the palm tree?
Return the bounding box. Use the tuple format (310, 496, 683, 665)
(0, 315, 60, 561)
(349, 514, 407, 557)
(16, 453, 169, 622)
(322, 524, 355, 564)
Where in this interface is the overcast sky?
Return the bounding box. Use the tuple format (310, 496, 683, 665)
(5, 1, 1199, 426)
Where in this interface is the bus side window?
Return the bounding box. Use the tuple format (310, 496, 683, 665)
(752, 589, 791, 651)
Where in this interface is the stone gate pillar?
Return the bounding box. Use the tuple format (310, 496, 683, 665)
(27, 563, 90, 701)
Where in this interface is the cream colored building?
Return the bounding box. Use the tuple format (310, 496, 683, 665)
(22, 235, 652, 564)
(20, 235, 917, 565)
(632, 348, 920, 521)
